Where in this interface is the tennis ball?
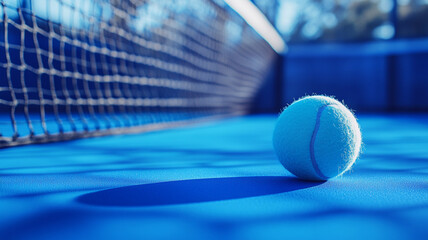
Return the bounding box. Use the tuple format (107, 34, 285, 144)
(273, 95, 362, 181)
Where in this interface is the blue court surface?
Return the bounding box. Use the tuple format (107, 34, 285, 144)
(1, 114, 427, 240)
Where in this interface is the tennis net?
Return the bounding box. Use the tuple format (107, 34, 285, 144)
(0, 0, 277, 147)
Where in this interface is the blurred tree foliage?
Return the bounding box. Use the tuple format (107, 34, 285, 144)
(275, 0, 428, 43)
(398, 2, 428, 38)
(288, 0, 389, 43)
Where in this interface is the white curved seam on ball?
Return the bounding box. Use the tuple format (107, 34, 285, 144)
(309, 104, 335, 180)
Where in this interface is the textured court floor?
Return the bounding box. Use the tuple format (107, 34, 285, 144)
(1, 114, 428, 240)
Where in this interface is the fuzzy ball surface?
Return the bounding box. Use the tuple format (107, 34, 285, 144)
(273, 96, 362, 181)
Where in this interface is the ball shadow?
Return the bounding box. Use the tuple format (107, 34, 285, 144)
(76, 176, 322, 207)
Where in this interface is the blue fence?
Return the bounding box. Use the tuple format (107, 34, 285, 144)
(253, 37, 428, 113)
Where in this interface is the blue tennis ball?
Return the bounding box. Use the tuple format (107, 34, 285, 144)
(273, 96, 362, 181)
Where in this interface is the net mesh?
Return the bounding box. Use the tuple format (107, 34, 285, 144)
(0, 0, 276, 147)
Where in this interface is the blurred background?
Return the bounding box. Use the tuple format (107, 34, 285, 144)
(252, 0, 428, 113)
